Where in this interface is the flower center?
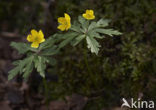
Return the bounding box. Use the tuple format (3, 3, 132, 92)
(64, 21, 68, 25)
(87, 14, 92, 18)
(34, 36, 39, 42)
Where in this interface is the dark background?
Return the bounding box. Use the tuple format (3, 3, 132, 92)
(0, 0, 156, 110)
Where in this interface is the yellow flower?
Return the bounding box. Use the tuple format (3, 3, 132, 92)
(27, 29, 45, 48)
(82, 10, 95, 20)
(57, 13, 71, 31)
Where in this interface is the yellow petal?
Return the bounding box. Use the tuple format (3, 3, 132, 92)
(90, 10, 94, 15)
(83, 10, 95, 20)
(27, 34, 34, 42)
(37, 37, 45, 43)
(38, 32, 45, 43)
(64, 13, 71, 21)
(92, 15, 95, 19)
(31, 29, 38, 36)
(57, 25, 66, 31)
(82, 10, 95, 20)
(40, 38, 45, 43)
(66, 22, 71, 30)
(57, 13, 71, 31)
(38, 30, 44, 38)
(82, 14, 87, 18)
(86, 10, 90, 14)
(31, 42, 39, 48)
(58, 17, 66, 24)
(88, 10, 94, 15)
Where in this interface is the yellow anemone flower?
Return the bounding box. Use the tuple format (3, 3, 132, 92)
(57, 13, 71, 31)
(82, 9, 95, 20)
(27, 29, 45, 48)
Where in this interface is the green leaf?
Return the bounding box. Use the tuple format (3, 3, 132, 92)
(46, 57, 57, 66)
(88, 30, 104, 39)
(70, 21, 83, 33)
(39, 36, 56, 50)
(41, 46, 59, 56)
(12, 60, 21, 66)
(86, 36, 101, 55)
(78, 16, 86, 25)
(88, 22, 97, 31)
(88, 19, 110, 31)
(20, 57, 35, 73)
(70, 25, 81, 33)
(8, 56, 34, 80)
(58, 32, 78, 49)
(34, 56, 46, 78)
(71, 34, 85, 46)
(78, 16, 89, 30)
(23, 60, 33, 79)
(95, 28, 122, 36)
(8, 66, 20, 80)
(10, 42, 30, 54)
(97, 19, 110, 27)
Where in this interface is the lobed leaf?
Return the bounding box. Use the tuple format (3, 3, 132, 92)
(88, 30, 104, 39)
(70, 22, 83, 33)
(95, 28, 122, 36)
(71, 34, 85, 46)
(86, 36, 101, 55)
(8, 66, 20, 80)
(97, 19, 110, 27)
(8, 56, 34, 80)
(58, 32, 79, 49)
(41, 46, 58, 56)
(39, 35, 57, 50)
(45, 57, 57, 66)
(23, 60, 33, 79)
(78, 16, 89, 31)
(35, 56, 46, 78)
(10, 42, 30, 54)
(88, 22, 97, 31)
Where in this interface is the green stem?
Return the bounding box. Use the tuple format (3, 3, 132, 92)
(84, 50, 92, 75)
(83, 49, 96, 87)
(43, 78, 49, 106)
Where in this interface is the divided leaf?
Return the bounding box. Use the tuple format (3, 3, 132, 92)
(33, 56, 57, 78)
(78, 16, 86, 25)
(70, 21, 82, 33)
(8, 66, 20, 80)
(41, 46, 58, 56)
(95, 28, 122, 36)
(71, 34, 85, 46)
(88, 19, 110, 31)
(58, 32, 78, 49)
(8, 56, 34, 80)
(86, 36, 101, 55)
(78, 16, 89, 30)
(88, 22, 97, 31)
(88, 30, 104, 39)
(46, 57, 57, 66)
(97, 19, 110, 27)
(39, 35, 57, 50)
(34, 56, 46, 78)
(23, 60, 33, 79)
(10, 42, 31, 54)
